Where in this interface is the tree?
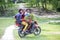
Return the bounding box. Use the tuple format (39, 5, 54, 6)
(0, 0, 16, 16)
(35, 0, 40, 7)
(28, 0, 36, 7)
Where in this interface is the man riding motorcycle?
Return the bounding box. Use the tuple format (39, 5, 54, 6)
(15, 9, 28, 33)
(21, 9, 35, 33)
(25, 9, 35, 32)
(16, 9, 41, 38)
(15, 9, 23, 26)
(15, 9, 36, 33)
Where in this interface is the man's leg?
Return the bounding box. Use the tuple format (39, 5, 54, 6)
(22, 21, 28, 32)
(30, 22, 34, 32)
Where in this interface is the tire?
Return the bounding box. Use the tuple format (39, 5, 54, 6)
(18, 26, 26, 38)
(18, 29, 26, 38)
(34, 27, 41, 36)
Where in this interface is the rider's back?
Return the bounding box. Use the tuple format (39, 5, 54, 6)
(15, 13, 22, 23)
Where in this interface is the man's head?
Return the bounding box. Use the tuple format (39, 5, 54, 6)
(19, 9, 23, 14)
(26, 9, 31, 13)
(22, 9, 25, 14)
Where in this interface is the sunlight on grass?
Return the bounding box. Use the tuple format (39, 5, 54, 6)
(14, 29, 60, 40)
(40, 23, 60, 32)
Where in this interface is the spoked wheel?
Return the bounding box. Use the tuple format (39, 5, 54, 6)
(34, 27, 41, 36)
(18, 27, 26, 38)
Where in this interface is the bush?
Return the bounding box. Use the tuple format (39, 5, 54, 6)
(4, 9, 18, 17)
(56, 8, 60, 12)
(0, 4, 18, 17)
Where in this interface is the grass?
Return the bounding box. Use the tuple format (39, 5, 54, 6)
(14, 16, 60, 40)
(49, 22, 60, 25)
(0, 18, 14, 38)
(35, 16, 60, 23)
(40, 23, 60, 32)
(0, 16, 60, 40)
(14, 23, 60, 40)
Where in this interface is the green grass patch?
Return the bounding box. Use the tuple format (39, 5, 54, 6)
(35, 16, 60, 23)
(14, 28, 60, 40)
(40, 23, 60, 32)
(49, 22, 60, 25)
(0, 18, 14, 38)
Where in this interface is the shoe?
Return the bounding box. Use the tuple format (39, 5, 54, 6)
(22, 31, 24, 34)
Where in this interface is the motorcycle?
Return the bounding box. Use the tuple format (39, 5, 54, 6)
(17, 21, 41, 38)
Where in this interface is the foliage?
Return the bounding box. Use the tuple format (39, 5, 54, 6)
(0, 0, 17, 17)
(26, 0, 60, 11)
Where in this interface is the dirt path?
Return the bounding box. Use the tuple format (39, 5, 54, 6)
(18, 3, 26, 9)
(34, 14, 60, 18)
(46, 32, 60, 34)
(0, 3, 25, 40)
(1, 25, 15, 40)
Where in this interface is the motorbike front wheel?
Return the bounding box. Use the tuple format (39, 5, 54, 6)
(18, 27, 26, 38)
(33, 27, 41, 36)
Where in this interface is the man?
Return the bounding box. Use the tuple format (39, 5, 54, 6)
(15, 9, 28, 33)
(25, 9, 35, 31)
(25, 9, 34, 21)
(15, 9, 23, 26)
(21, 9, 28, 33)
